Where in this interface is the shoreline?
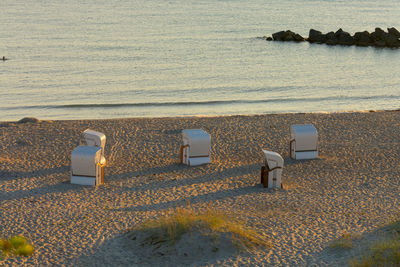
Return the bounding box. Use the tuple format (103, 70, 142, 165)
(1, 111, 399, 266)
(1, 108, 399, 124)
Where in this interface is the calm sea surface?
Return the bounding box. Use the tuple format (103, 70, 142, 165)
(1, 0, 399, 121)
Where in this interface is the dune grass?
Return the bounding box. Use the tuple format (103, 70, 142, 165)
(0, 235, 34, 260)
(131, 206, 271, 252)
(350, 221, 400, 267)
(329, 233, 360, 249)
(350, 238, 400, 267)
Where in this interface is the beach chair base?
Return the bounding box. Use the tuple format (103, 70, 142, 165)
(71, 175, 97, 186)
(187, 157, 210, 166)
(292, 151, 318, 160)
(180, 145, 210, 166)
(71, 164, 104, 186)
(261, 166, 283, 189)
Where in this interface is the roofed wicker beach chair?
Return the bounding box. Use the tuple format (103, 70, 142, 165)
(260, 150, 283, 188)
(180, 129, 211, 166)
(290, 124, 318, 160)
(70, 129, 106, 186)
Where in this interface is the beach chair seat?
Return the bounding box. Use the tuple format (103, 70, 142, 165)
(180, 129, 211, 166)
(83, 129, 106, 165)
(260, 150, 283, 188)
(290, 124, 318, 160)
(71, 146, 104, 186)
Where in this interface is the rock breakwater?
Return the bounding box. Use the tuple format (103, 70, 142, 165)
(265, 27, 400, 48)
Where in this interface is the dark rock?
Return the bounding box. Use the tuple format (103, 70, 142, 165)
(272, 30, 305, 42)
(385, 27, 400, 47)
(337, 30, 354, 45)
(385, 34, 400, 47)
(374, 40, 386, 47)
(371, 27, 387, 41)
(326, 39, 337, 45)
(17, 117, 41, 124)
(266, 37, 273, 41)
(354, 31, 371, 46)
(388, 27, 400, 38)
(325, 31, 335, 40)
(375, 27, 386, 37)
(283, 31, 295, 41)
(370, 32, 378, 41)
(334, 28, 344, 39)
(272, 31, 286, 41)
(269, 27, 400, 48)
(334, 28, 355, 45)
(308, 29, 326, 43)
(356, 42, 370, 47)
(293, 33, 305, 42)
(325, 31, 336, 45)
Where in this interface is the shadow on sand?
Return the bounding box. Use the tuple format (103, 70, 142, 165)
(0, 165, 89, 201)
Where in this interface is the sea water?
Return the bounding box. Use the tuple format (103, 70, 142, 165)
(1, 0, 399, 121)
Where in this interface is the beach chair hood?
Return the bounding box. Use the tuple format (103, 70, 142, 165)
(290, 124, 318, 151)
(182, 129, 211, 158)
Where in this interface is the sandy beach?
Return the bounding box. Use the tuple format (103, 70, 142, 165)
(0, 111, 399, 266)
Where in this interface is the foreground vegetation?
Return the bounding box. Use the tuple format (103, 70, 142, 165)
(350, 221, 400, 267)
(0, 235, 34, 260)
(131, 206, 271, 252)
(329, 233, 360, 250)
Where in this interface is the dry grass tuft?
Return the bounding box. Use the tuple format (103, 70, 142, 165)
(329, 232, 360, 249)
(131, 206, 271, 252)
(350, 220, 400, 267)
(350, 238, 400, 267)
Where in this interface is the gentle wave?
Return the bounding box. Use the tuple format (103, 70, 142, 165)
(6, 94, 398, 110)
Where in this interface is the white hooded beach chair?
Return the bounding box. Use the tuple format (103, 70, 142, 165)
(260, 150, 283, 188)
(71, 129, 106, 186)
(290, 124, 318, 160)
(180, 129, 211, 166)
